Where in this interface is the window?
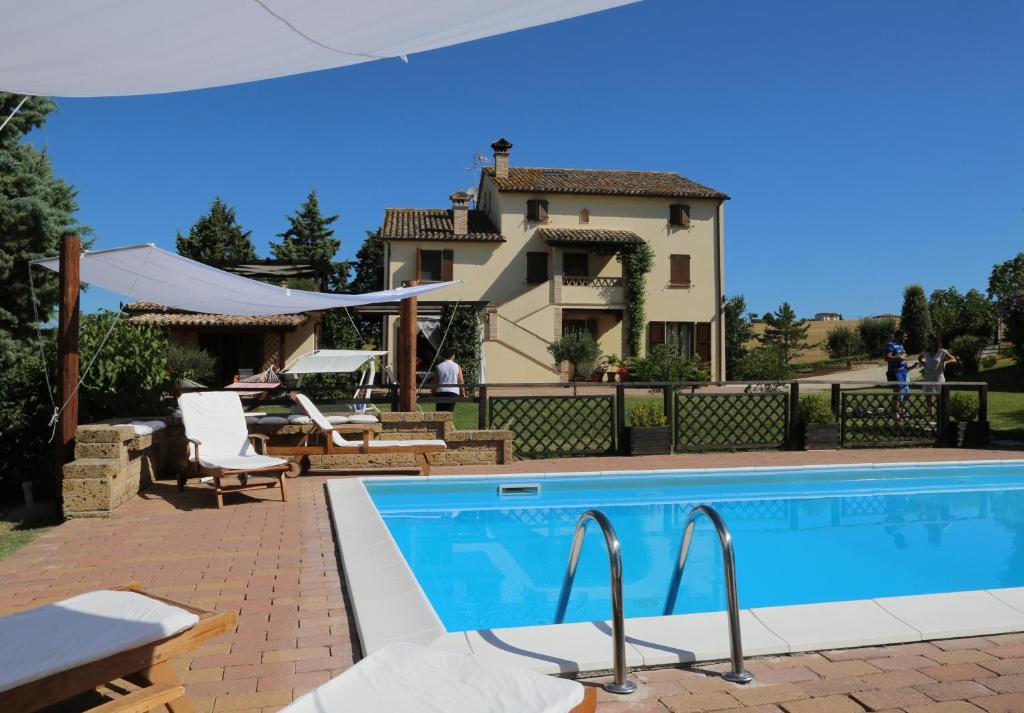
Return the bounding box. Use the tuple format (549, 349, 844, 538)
(563, 318, 598, 338)
(669, 204, 691, 228)
(648, 322, 694, 357)
(563, 253, 589, 277)
(417, 248, 453, 282)
(526, 199, 549, 222)
(669, 254, 691, 287)
(579, 208, 590, 224)
(526, 251, 549, 284)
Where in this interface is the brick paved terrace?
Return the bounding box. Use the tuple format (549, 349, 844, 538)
(1, 448, 1022, 712)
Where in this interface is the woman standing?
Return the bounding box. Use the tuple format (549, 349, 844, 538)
(919, 334, 957, 418)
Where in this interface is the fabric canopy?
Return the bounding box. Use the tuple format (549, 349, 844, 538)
(33, 244, 456, 316)
(0, 0, 637, 97)
(283, 350, 387, 375)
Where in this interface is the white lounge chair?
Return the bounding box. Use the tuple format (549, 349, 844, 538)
(266, 393, 445, 475)
(280, 643, 596, 713)
(178, 391, 291, 507)
(0, 583, 235, 713)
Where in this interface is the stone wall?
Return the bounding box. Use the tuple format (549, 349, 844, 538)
(63, 419, 179, 518)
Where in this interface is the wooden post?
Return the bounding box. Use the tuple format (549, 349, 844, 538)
(616, 382, 626, 454)
(55, 234, 81, 518)
(831, 383, 841, 418)
(478, 385, 488, 430)
(398, 281, 418, 412)
(788, 380, 800, 450)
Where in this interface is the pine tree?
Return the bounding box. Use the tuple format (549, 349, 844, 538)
(0, 93, 91, 365)
(175, 197, 256, 263)
(723, 295, 755, 377)
(337, 230, 386, 348)
(271, 189, 345, 290)
(899, 284, 932, 354)
(759, 302, 813, 366)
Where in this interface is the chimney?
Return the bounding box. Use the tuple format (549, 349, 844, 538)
(450, 191, 471, 235)
(491, 137, 512, 179)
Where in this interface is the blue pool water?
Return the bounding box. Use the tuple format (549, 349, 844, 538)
(368, 462, 1024, 632)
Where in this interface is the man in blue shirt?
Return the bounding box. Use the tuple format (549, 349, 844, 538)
(885, 330, 914, 415)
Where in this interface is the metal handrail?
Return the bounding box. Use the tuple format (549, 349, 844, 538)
(664, 505, 754, 684)
(554, 509, 635, 695)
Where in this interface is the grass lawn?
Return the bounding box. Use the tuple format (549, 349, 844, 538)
(0, 503, 57, 561)
(949, 359, 1024, 439)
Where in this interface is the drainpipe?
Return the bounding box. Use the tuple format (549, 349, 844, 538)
(714, 200, 725, 381)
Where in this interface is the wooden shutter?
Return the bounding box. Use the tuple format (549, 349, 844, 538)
(527, 252, 548, 284)
(442, 249, 454, 281)
(696, 322, 712, 362)
(670, 255, 691, 286)
(649, 322, 665, 349)
(670, 204, 691, 228)
(527, 199, 549, 222)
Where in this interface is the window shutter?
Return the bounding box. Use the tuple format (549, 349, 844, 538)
(649, 322, 665, 349)
(538, 200, 549, 222)
(579, 208, 589, 224)
(696, 322, 712, 362)
(670, 255, 691, 286)
(442, 249, 454, 281)
(670, 204, 691, 228)
(527, 199, 549, 222)
(416, 248, 423, 282)
(526, 252, 548, 284)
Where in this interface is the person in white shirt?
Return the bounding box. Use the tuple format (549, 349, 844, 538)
(433, 350, 464, 412)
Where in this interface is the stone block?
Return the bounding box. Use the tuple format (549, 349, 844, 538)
(63, 476, 113, 515)
(76, 423, 135, 443)
(74, 441, 128, 462)
(64, 458, 119, 479)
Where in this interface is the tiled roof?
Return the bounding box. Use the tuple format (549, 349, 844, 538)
(381, 208, 504, 242)
(538, 228, 645, 245)
(124, 301, 308, 329)
(485, 166, 728, 199)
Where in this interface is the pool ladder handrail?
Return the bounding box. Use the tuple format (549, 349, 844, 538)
(664, 504, 754, 684)
(554, 509, 636, 695)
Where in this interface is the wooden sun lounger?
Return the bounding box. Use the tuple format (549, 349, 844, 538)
(178, 431, 292, 508)
(2, 583, 236, 713)
(264, 394, 445, 475)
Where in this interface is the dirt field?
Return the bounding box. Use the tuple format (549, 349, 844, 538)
(749, 319, 862, 363)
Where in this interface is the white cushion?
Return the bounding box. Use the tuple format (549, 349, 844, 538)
(178, 392, 256, 459)
(346, 414, 379, 424)
(330, 432, 445, 449)
(257, 416, 288, 425)
(0, 590, 199, 694)
(326, 415, 350, 424)
(294, 393, 336, 430)
(287, 414, 312, 424)
(244, 415, 261, 425)
(281, 643, 583, 713)
(196, 454, 287, 471)
(113, 420, 167, 436)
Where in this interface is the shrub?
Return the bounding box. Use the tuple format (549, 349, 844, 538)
(166, 343, 216, 385)
(950, 334, 987, 375)
(981, 355, 998, 370)
(626, 342, 709, 382)
(798, 394, 836, 425)
(547, 329, 600, 379)
(733, 344, 789, 380)
(629, 401, 667, 427)
(825, 326, 862, 359)
(948, 392, 979, 422)
(900, 284, 932, 354)
(858, 317, 898, 358)
(0, 349, 59, 501)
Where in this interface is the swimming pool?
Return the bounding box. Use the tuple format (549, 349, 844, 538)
(369, 462, 1024, 633)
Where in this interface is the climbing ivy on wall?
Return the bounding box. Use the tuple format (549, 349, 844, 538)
(594, 242, 655, 356)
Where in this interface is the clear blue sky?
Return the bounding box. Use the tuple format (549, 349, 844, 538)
(29, 0, 1023, 319)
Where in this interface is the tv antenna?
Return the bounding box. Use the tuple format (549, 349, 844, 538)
(464, 153, 490, 205)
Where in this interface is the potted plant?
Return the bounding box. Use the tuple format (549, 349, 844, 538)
(799, 394, 838, 450)
(547, 329, 600, 381)
(946, 392, 988, 447)
(605, 355, 621, 382)
(589, 356, 608, 382)
(627, 401, 672, 455)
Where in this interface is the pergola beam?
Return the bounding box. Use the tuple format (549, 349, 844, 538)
(55, 234, 81, 517)
(398, 281, 418, 412)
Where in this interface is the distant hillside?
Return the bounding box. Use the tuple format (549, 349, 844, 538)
(749, 319, 863, 364)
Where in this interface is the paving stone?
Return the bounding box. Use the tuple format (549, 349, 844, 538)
(755, 668, 821, 685)
(730, 684, 808, 707)
(983, 675, 1024, 695)
(905, 703, 987, 713)
(916, 681, 995, 702)
(868, 656, 942, 672)
(796, 677, 871, 698)
(980, 659, 1024, 676)
(972, 693, 1024, 713)
(809, 661, 884, 678)
(661, 691, 740, 712)
(859, 669, 936, 690)
(852, 688, 935, 711)
(917, 664, 998, 682)
(929, 651, 999, 666)
(780, 695, 865, 713)
(934, 639, 1001, 652)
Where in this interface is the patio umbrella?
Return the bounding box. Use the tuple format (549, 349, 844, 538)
(0, 0, 637, 97)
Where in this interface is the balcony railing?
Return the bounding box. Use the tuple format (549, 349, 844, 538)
(562, 276, 623, 287)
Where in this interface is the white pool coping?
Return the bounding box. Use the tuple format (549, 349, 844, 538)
(327, 459, 1024, 675)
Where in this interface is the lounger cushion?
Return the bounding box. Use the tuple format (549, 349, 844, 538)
(244, 415, 261, 424)
(326, 415, 350, 424)
(195, 454, 288, 471)
(330, 432, 445, 449)
(113, 420, 167, 436)
(0, 590, 199, 694)
(282, 643, 583, 713)
(288, 414, 312, 424)
(346, 414, 379, 423)
(257, 416, 288, 425)
(179, 392, 259, 460)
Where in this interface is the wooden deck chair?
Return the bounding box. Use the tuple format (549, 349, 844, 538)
(0, 582, 236, 713)
(268, 393, 446, 475)
(178, 391, 291, 508)
(280, 642, 596, 713)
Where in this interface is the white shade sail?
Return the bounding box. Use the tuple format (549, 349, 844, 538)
(34, 244, 457, 316)
(0, 0, 637, 97)
(284, 350, 387, 375)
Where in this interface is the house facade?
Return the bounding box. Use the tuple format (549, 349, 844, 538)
(380, 139, 728, 383)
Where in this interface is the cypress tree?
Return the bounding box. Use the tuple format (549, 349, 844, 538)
(899, 284, 932, 354)
(271, 189, 346, 291)
(723, 295, 755, 376)
(759, 302, 813, 366)
(175, 197, 256, 263)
